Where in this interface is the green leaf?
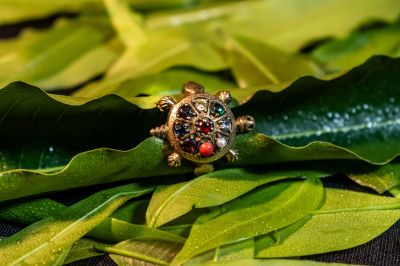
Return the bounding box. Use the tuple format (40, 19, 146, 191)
(194, 258, 351, 266)
(172, 178, 324, 265)
(146, 168, 328, 228)
(0, 17, 120, 90)
(0, 138, 188, 202)
(2, 56, 400, 201)
(312, 22, 400, 72)
(234, 56, 400, 164)
(74, 25, 227, 97)
(185, 239, 255, 265)
(345, 163, 400, 194)
(104, 0, 147, 48)
(255, 188, 400, 257)
(226, 35, 322, 87)
(102, 68, 236, 98)
(64, 238, 110, 264)
(148, 0, 400, 52)
(89, 218, 186, 243)
(106, 239, 182, 265)
(0, 183, 152, 265)
(0, 198, 185, 248)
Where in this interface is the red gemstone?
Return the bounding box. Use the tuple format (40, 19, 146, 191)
(199, 120, 212, 134)
(199, 141, 214, 157)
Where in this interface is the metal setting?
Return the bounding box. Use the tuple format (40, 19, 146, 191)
(150, 81, 255, 174)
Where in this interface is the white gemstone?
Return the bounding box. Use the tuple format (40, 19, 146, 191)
(194, 99, 208, 112)
(216, 137, 227, 148)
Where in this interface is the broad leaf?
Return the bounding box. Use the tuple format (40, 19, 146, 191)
(312, 21, 400, 72)
(172, 178, 324, 265)
(5, 198, 186, 243)
(104, 0, 147, 48)
(0, 17, 120, 90)
(346, 162, 400, 194)
(0, 183, 152, 265)
(185, 239, 255, 265)
(255, 188, 400, 257)
(64, 238, 110, 264)
(2, 57, 400, 201)
(146, 168, 328, 228)
(75, 25, 227, 98)
(234, 56, 400, 164)
(226, 35, 322, 87)
(101, 68, 236, 98)
(108, 239, 182, 265)
(148, 0, 400, 52)
(0, 137, 188, 201)
(196, 258, 350, 266)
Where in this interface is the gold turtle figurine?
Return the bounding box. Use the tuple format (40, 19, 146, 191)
(150, 81, 255, 175)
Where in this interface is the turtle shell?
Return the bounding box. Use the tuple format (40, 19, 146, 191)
(166, 93, 236, 164)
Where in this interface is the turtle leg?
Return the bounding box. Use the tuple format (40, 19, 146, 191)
(150, 124, 168, 139)
(236, 115, 256, 133)
(167, 152, 182, 167)
(182, 81, 205, 96)
(156, 96, 176, 112)
(226, 149, 239, 163)
(194, 163, 214, 176)
(215, 91, 232, 105)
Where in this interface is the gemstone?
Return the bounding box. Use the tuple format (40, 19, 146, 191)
(194, 99, 208, 113)
(216, 137, 227, 149)
(198, 119, 213, 134)
(174, 122, 187, 137)
(181, 137, 197, 154)
(199, 141, 214, 157)
(211, 102, 225, 117)
(178, 104, 196, 119)
(218, 118, 231, 132)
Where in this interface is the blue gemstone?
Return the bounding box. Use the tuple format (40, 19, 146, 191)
(218, 118, 231, 132)
(174, 123, 187, 137)
(178, 104, 195, 119)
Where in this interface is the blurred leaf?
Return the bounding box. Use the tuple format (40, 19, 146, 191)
(102, 68, 236, 98)
(0, 0, 200, 24)
(226, 35, 322, 87)
(108, 239, 182, 265)
(172, 178, 324, 264)
(0, 17, 121, 90)
(148, 0, 400, 52)
(390, 186, 400, 198)
(74, 25, 227, 97)
(312, 22, 400, 72)
(255, 188, 400, 257)
(0, 183, 152, 265)
(146, 168, 328, 228)
(104, 0, 147, 48)
(0, 0, 100, 25)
